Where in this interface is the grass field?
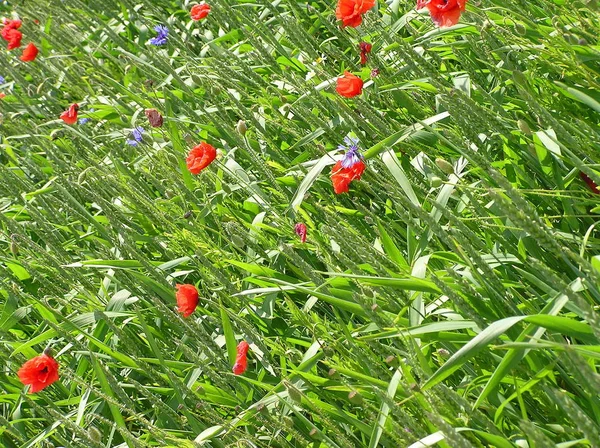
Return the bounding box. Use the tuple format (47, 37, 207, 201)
(2, 0, 600, 446)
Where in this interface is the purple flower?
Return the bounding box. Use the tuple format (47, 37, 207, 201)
(126, 126, 145, 146)
(79, 108, 94, 125)
(149, 25, 169, 46)
(0, 76, 5, 84)
(338, 136, 362, 169)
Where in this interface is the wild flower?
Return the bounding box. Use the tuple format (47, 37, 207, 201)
(175, 284, 199, 317)
(232, 341, 250, 375)
(149, 24, 169, 46)
(331, 136, 366, 194)
(126, 126, 145, 146)
(186, 142, 217, 174)
(17, 352, 59, 393)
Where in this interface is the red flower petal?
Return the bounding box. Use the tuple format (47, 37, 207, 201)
(335, 0, 375, 27)
(17, 353, 59, 393)
(20, 43, 39, 62)
(420, 0, 467, 27)
(186, 142, 217, 175)
(336, 71, 364, 98)
(190, 3, 211, 20)
(232, 341, 250, 375)
(176, 284, 199, 317)
(331, 160, 366, 194)
(295, 223, 307, 243)
(60, 103, 79, 125)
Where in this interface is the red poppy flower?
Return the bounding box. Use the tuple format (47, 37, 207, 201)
(335, 0, 375, 27)
(176, 284, 199, 317)
(336, 71, 364, 98)
(1, 19, 21, 41)
(191, 3, 211, 20)
(60, 104, 79, 125)
(17, 353, 59, 393)
(331, 159, 366, 194)
(144, 108, 163, 127)
(232, 341, 250, 375)
(20, 43, 39, 62)
(417, 0, 467, 28)
(6, 29, 22, 50)
(359, 42, 372, 65)
(0, 92, 5, 100)
(581, 172, 600, 195)
(186, 142, 217, 174)
(295, 223, 307, 243)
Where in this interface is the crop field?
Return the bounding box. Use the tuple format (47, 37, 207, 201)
(1, 0, 600, 447)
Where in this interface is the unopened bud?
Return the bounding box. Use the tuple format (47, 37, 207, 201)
(430, 176, 443, 188)
(236, 120, 247, 136)
(88, 427, 102, 444)
(517, 119, 531, 135)
(10, 235, 19, 256)
(285, 382, 302, 403)
(435, 157, 454, 175)
(348, 390, 363, 405)
(437, 348, 450, 358)
(144, 108, 163, 127)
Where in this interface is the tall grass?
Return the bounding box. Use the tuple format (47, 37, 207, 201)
(1, 0, 600, 446)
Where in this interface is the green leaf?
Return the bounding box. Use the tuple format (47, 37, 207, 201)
(369, 369, 403, 448)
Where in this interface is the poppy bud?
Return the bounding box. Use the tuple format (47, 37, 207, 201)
(294, 223, 307, 243)
(10, 235, 18, 256)
(437, 348, 450, 358)
(429, 176, 443, 188)
(385, 355, 395, 364)
(284, 381, 302, 403)
(144, 108, 163, 127)
(435, 157, 454, 175)
(348, 390, 362, 405)
(517, 119, 532, 135)
(515, 22, 526, 35)
(358, 41, 372, 65)
(328, 368, 337, 377)
(88, 427, 102, 444)
(236, 120, 247, 135)
(232, 341, 250, 375)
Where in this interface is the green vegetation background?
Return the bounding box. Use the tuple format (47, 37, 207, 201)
(1, 0, 600, 446)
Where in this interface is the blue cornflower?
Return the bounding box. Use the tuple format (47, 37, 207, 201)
(339, 136, 362, 168)
(0, 75, 5, 84)
(126, 126, 145, 146)
(149, 25, 169, 46)
(79, 108, 94, 125)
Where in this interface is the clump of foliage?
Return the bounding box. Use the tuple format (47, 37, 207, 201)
(1, 0, 600, 447)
